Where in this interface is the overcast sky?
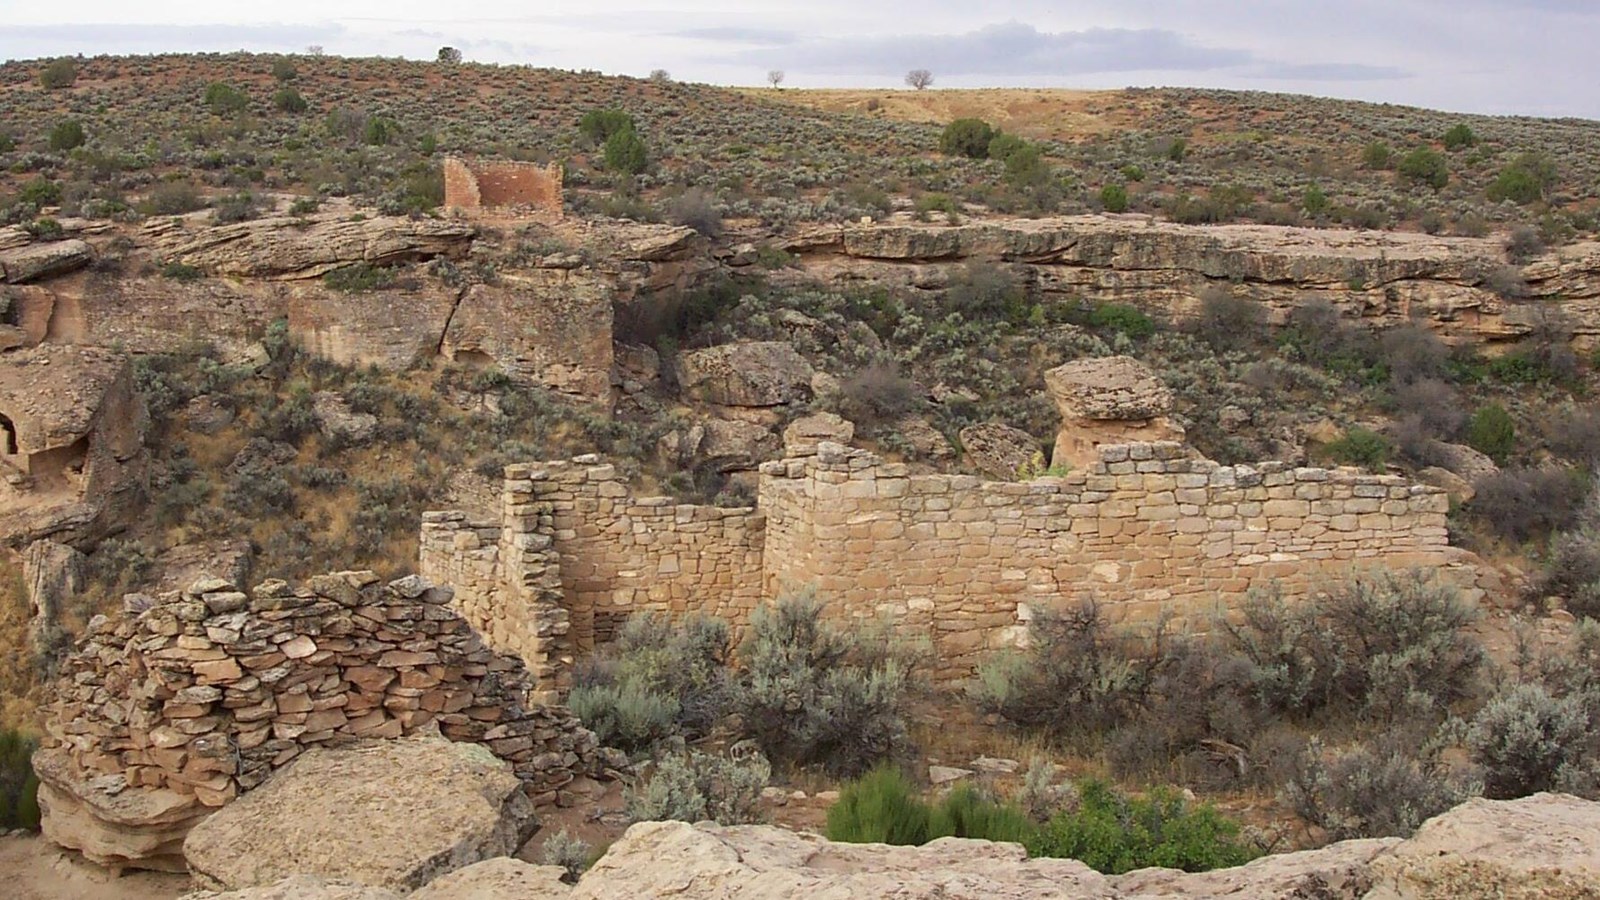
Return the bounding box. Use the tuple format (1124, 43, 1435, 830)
(3, 2, 1594, 118)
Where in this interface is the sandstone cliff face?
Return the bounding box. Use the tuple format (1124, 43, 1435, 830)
(145, 216, 475, 280)
(777, 216, 1600, 348)
(442, 274, 615, 401)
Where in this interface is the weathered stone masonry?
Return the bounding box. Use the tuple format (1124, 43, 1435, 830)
(425, 441, 1475, 684)
(443, 157, 564, 216)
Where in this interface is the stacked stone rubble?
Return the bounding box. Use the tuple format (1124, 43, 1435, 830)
(36, 571, 605, 848)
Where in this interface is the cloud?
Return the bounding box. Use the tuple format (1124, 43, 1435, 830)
(0, 22, 344, 58)
(1252, 61, 1412, 82)
(672, 26, 797, 46)
(731, 21, 1251, 76)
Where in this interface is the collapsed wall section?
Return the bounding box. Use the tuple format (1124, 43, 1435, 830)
(759, 442, 1461, 680)
(35, 572, 605, 872)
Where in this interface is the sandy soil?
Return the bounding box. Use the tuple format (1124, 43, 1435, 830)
(0, 834, 190, 900)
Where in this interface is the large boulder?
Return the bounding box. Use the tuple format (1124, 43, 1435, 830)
(181, 877, 402, 900)
(1116, 838, 1397, 898)
(783, 412, 855, 457)
(675, 343, 814, 407)
(567, 821, 1113, 899)
(183, 736, 537, 892)
(960, 423, 1042, 480)
(1365, 792, 1600, 899)
(0, 238, 93, 283)
(409, 858, 570, 899)
(1044, 356, 1185, 470)
(32, 747, 212, 873)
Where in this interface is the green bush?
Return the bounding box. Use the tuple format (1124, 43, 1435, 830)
(734, 588, 917, 776)
(1286, 737, 1475, 840)
(322, 263, 396, 292)
(940, 118, 995, 159)
(1397, 148, 1449, 190)
(826, 767, 1032, 846)
(1467, 683, 1597, 799)
(1362, 141, 1393, 170)
(273, 88, 308, 113)
(973, 603, 1144, 737)
(18, 178, 62, 207)
(578, 108, 635, 144)
(0, 729, 40, 830)
(364, 117, 397, 146)
(1100, 183, 1129, 213)
(1465, 403, 1516, 464)
(1027, 779, 1255, 874)
(1088, 303, 1155, 339)
(603, 128, 648, 175)
(139, 180, 205, 216)
(48, 119, 85, 151)
(160, 262, 204, 281)
(540, 829, 592, 883)
(1442, 124, 1477, 151)
(825, 765, 943, 845)
(271, 57, 298, 82)
(1487, 153, 1557, 205)
(1323, 427, 1390, 469)
(38, 58, 78, 90)
(567, 612, 733, 752)
(624, 750, 769, 825)
(203, 82, 250, 115)
(1164, 137, 1188, 162)
(987, 132, 1027, 162)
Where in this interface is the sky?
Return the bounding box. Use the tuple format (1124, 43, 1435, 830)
(2, 1, 1595, 119)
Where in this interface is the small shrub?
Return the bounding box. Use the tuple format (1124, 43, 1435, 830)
(973, 603, 1144, 737)
(1286, 737, 1475, 840)
(322, 263, 397, 293)
(834, 362, 921, 428)
(1192, 288, 1264, 352)
(203, 82, 250, 115)
(624, 750, 769, 825)
(1397, 148, 1449, 190)
(940, 118, 995, 159)
(1465, 403, 1516, 464)
(211, 192, 261, 224)
(540, 829, 592, 884)
(18, 178, 62, 207)
(578, 108, 635, 144)
(1362, 141, 1393, 170)
(38, 58, 78, 90)
(825, 766, 943, 845)
(1164, 137, 1188, 162)
(1466, 683, 1597, 799)
(1379, 324, 1450, 385)
(1506, 225, 1545, 264)
(47, 119, 85, 151)
(1323, 427, 1390, 469)
(273, 88, 308, 113)
(603, 128, 648, 175)
(1441, 124, 1477, 151)
(1100, 183, 1129, 213)
(271, 57, 298, 82)
(139, 180, 205, 216)
(1027, 779, 1255, 874)
(364, 117, 397, 146)
(567, 680, 681, 751)
(1302, 184, 1329, 217)
(1487, 153, 1557, 206)
(939, 783, 1034, 843)
(1088, 303, 1155, 339)
(0, 729, 40, 830)
(160, 262, 204, 282)
(733, 588, 917, 776)
(1470, 467, 1588, 544)
(567, 612, 733, 751)
(665, 188, 722, 237)
(986, 132, 1027, 162)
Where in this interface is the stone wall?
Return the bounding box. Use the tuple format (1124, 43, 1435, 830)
(444, 157, 564, 216)
(423, 457, 767, 660)
(423, 442, 1479, 685)
(34, 571, 607, 871)
(760, 442, 1460, 679)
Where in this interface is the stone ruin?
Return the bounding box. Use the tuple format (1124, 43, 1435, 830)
(443, 157, 564, 217)
(33, 571, 610, 872)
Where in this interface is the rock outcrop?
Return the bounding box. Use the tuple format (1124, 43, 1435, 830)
(675, 342, 815, 408)
(1043, 356, 1185, 470)
(782, 412, 855, 457)
(0, 344, 148, 547)
(0, 239, 94, 284)
(174, 793, 1600, 899)
(183, 736, 537, 892)
(34, 572, 606, 872)
(146, 215, 474, 280)
(21, 538, 83, 655)
(441, 274, 615, 401)
(779, 217, 1600, 350)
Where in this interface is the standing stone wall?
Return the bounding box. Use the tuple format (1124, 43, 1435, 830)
(760, 442, 1458, 679)
(422, 442, 1476, 686)
(443, 157, 564, 216)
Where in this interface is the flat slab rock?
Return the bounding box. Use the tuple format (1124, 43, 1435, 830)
(182, 735, 536, 892)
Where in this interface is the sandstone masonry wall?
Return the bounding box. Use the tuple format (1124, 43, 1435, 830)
(444, 157, 564, 216)
(36, 571, 606, 869)
(426, 442, 1471, 685)
(760, 442, 1457, 679)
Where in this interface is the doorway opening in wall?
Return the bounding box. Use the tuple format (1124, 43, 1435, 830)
(0, 412, 17, 456)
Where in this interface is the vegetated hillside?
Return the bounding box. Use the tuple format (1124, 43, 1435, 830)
(2, 53, 1598, 237)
